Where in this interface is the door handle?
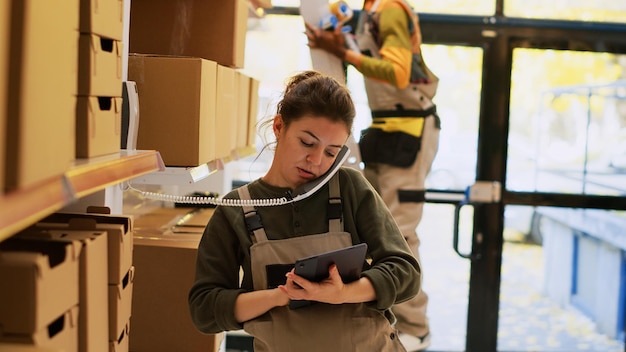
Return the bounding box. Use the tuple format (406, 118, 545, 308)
(454, 181, 501, 259)
(426, 181, 501, 260)
(452, 201, 481, 260)
(424, 190, 478, 260)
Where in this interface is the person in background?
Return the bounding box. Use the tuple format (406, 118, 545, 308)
(188, 70, 421, 352)
(305, 1, 441, 350)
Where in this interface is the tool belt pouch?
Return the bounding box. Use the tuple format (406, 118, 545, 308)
(359, 128, 421, 168)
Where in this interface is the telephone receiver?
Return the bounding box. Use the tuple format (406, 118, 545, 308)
(290, 145, 350, 202)
(129, 145, 352, 207)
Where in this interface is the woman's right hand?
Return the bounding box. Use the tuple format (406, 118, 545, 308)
(234, 288, 291, 323)
(279, 265, 377, 306)
(274, 287, 291, 307)
(279, 265, 347, 304)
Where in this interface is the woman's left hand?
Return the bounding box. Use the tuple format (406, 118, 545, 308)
(279, 264, 346, 304)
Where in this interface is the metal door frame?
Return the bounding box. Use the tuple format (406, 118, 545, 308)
(419, 10, 626, 352)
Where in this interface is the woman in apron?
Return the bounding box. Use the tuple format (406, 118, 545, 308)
(189, 71, 421, 352)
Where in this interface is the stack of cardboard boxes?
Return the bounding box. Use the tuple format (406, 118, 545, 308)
(0, 209, 135, 352)
(0, 1, 132, 350)
(1, 0, 126, 193)
(76, 0, 124, 158)
(125, 1, 268, 351)
(128, 0, 260, 167)
(0, 237, 82, 351)
(37, 210, 134, 352)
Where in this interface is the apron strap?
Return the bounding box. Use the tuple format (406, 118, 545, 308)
(237, 185, 269, 243)
(238, 176, 343, 240)
(328, 174, 343, 232)
(371, 105, 436, 119)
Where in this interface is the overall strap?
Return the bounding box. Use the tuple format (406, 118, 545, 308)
(237, 185, 268, 243)
(327, 174, 343, 233)
(371, 105, 437, 119)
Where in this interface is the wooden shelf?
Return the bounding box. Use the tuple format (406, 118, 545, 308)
(0, 150, 164, 242)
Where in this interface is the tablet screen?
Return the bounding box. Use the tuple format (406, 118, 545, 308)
(294, 243, 368, 282)
(289, 243, 368, 309)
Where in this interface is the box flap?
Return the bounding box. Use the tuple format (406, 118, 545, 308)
(40, 212, 132, 233)
(129, 53, 204, 61)
(87, 205, 111, 214)
(0, 251, 47, 270)
(0, 238, 81, 270)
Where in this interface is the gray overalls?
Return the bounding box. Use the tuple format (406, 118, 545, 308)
(237, 174, 407, 352)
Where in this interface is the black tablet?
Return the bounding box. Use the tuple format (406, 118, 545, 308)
(289, 243, 368, 309)
(294, 243, 368, 282)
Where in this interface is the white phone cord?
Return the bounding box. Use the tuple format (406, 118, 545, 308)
(125, 146, 349, 207)
(127, 183, 291, 207)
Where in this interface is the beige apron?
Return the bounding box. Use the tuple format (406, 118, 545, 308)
(356, 0, 439, 110)
(237, 175, 407, 352)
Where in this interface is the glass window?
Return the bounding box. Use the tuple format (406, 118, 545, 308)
(239, 17, 486, 191)
(272, 0, 626, 22)
(235, 14, 313, 181)
(423, 45, 482, 191)
(404, 0, 495, 16)
(347, 44, 483, 192)
(269, 0, 495, 17)
(504, 0, 626, 22)
(243, 14, 312, 99)
(507, 48, 626, 196)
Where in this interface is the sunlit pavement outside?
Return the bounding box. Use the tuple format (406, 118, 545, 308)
(419, 204, 625, 352)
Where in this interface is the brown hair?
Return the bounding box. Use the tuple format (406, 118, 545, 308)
(277, 70, 355, 131)
(260, 71, 355, 143)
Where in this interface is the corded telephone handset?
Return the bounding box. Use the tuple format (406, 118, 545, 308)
(130, 145, 351, 207)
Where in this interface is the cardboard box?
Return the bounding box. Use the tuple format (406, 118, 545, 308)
(248, 77, 260, 148)
(109, 321, 129, 352)
(0, 238, 80, 334)
(129, 0, 248, 68)
(76, 96, 123, 158)
(58, 230, 109, 352)
(132, 207, 214, 236)
(5, 0, 78, 191)
(108, 266, 134, 342)
(19, 227, 109, 352)
(128, 55, 217, 167)
(252, 0, 273, 9)
(0, 306, 79, 352)
(0, 344, 64, 352)
(78, 34, 122, 97)
(0, 1, 8, 193)
(38, 212, 134, 285)
(80, 0, 124, 40)
(236, 72, 251, 150)
(216, 65, 236, 159)
(131, 235, 223, 352)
